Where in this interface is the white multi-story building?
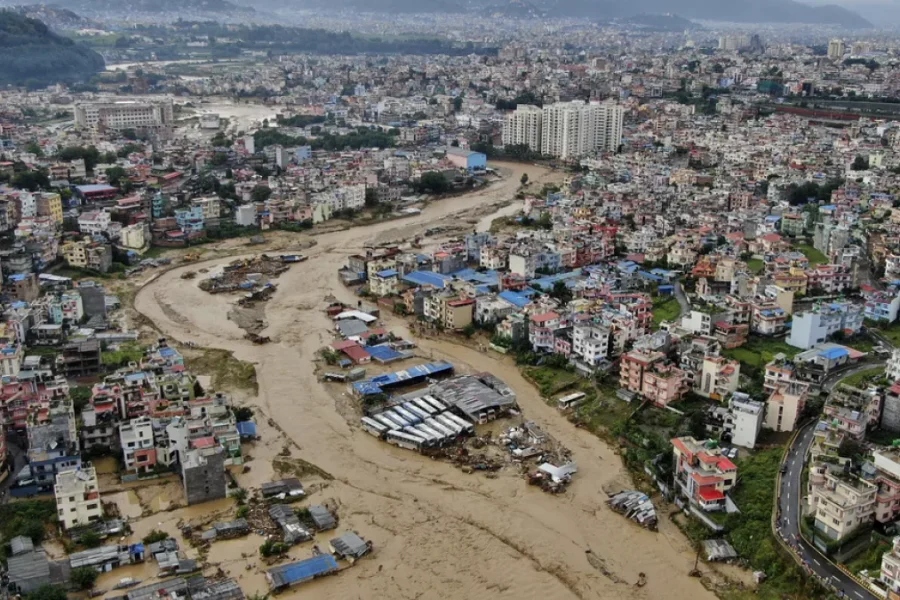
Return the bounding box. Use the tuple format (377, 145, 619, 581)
(572, 325, 610, 366)
(729, 394, 765, 449)
(74, 100, 174, 130)
(788, 302, 864, 350)
(191, 196, 221, 221)
(502, 104, 543, 150)
(828, 39, 846, 60)
(540, 100, 623, 159)
(77, 211, 112, 236)
(880, 537, 900, 595)
(54, 466, 102, 530)
(807, 469, 875, 540)
(119, 416, 156, 474)
(313, 184, 366, 212)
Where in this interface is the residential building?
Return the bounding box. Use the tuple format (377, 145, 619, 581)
(369, 269, 400, 297)
(74, 100, 174, 130)
(788, 302, 864, 350)
(54, 466, 102, 530)
(807, 469, 875, 540)
(672, 436, 738, 512)
(540, 100, 624, 159)
(765, 381, 808, 432)
(119, 416, 156, 474)
(879, 536, 900, 596)
(77, 211, 112, 236)
(502, 104, 543, 150)
(828, 38, 846, 60)
(182, 446, 227, 505)
(620, 349, 687, 408)
(864, 288, 900, 324)
(697, 355, 741, 401)
(728, 393, 765, 449)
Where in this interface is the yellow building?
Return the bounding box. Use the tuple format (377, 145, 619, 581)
(37, 193, 63, 223)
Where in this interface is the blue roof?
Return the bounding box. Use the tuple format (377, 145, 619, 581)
(530, 269, 582, 290)
(499, 290, 531, 308)
(766, 216, 781, 222)
(236, 421, 257, 437)
(366, 345, 403, 362)
(159, 347, 177, 357)
(820, 347, 849, 360)
(638, 271, 664, 282)
(8, 274, 26, 282)
(376, 269, 398, 278)
(451, 268, 500, 286)
(352, 361, 454, 395)
(402, 271, 452, 288)
(274, 555, 339, 584)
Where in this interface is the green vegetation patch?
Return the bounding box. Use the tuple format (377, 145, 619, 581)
(185, 348, 258, 395)
(794, 243, 828, 267)
(724, 336, 799, 370)
(652, 296, 681, 327)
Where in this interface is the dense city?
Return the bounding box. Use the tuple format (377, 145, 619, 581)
(3, 2, 900, 600)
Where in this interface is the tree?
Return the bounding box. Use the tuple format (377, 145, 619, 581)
(251, 185, 272, 203)
(689, 410, 708, 440)
(70, 386, 92, 413)
(838, 437, 864, 462)
(143, 529, 169, 545)
(80, 530, 102, 548)
(550, 280, 572, 304)
(418, 171, 449, 194)
(365, 188, 379, 207)
(24, 584, 67, 600)
(520, 173, 529, 186)
(851, 155, 869, 171)
(70, 566, 98, 590)
(25, 141, 43, 157)
(105, 166, 128, 187)
(12, 169, 49, 191)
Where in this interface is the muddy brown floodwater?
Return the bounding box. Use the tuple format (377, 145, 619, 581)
(134, 162, 719, 600)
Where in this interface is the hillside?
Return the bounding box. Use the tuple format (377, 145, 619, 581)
(0, 10, 104, 85)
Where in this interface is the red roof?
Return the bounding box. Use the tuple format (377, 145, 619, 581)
(531, 312, 560, 324)
(761, 233, 782, 242)
(342, 345, 371, 362)
(332, 339, 359, 351)
(192, 436, 216, 449)
(691, 472, 723, 486)
(697, 488, 725, 502)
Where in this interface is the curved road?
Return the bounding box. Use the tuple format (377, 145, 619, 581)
(776, 361, 887, 600)
(673, 279, 691, 318)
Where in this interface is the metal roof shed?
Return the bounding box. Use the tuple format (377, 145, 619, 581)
(7, 549, 50, 593)
(329, 532, 370, 560)
(308, 505, 337, 531)
(267, 554, 339, 590)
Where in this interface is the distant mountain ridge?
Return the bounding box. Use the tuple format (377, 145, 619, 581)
(290, 0, 871, 27)
(2, 0, 254, 16)
(0, 9, 104, 85)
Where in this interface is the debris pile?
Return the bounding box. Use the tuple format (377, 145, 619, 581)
(527, 462, 577, 493)
(607, 490, 658, 530)
(199, 255, 292, 294)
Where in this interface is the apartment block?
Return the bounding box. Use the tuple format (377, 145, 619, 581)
(620, 349, 687, 408)
(765, 381, 808, 432)
(501, 104, 543, 150)
(807, 469, 876, 541)
(54, 466, 102, 530)
(540, 100, 624, 159)
(672, 436, 738, 512)
(119, 416, 157, 474)
(788, 302, 864, 350)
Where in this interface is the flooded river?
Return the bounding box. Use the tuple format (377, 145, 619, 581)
(134, 162, 717, 600)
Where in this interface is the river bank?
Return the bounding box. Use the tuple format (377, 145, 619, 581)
(132, 161, 720, 600)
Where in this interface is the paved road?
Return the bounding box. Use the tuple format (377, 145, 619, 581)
(776, 423, 877, 600)
(673, 279, 691, 318)
(821, 360, 888, 393)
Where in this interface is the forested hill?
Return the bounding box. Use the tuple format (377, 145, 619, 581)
(0, 10, 104, 86)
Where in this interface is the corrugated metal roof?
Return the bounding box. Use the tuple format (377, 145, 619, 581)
(268, 554, 338, 588)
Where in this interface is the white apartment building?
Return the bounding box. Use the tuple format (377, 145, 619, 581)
(54, 466, 102, 530)
(572, 325, 610, 366)
(888, 349, 900, 382)
(78, 211, 112, 236)
(766, 381, 808, 432)
(119, 416, 155, 474)
(880, 537, 900, 595)
(313, 184, 366, 212)
(74, 100, 174, 130)
(540, 100, 623, 160)
(828, 39, 846, 60)
(191, 196, 221, 220)
(807, 469, 876, 540)
(502, 104, 543, 150)
(729, 394, 765, 449)
(119, 223, 149, 250)
(788, 302, 864, 350)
